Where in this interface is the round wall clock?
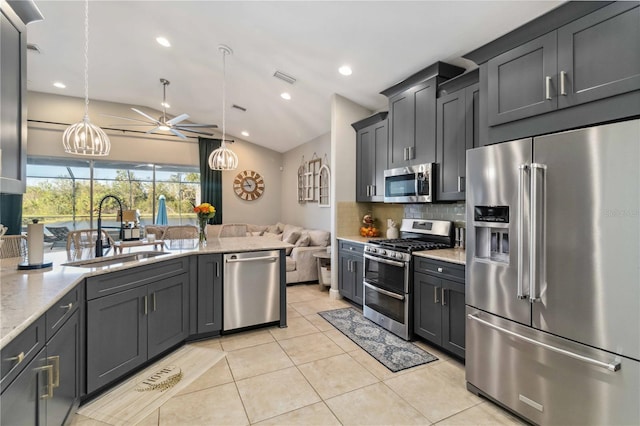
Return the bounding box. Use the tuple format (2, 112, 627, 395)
(233, 170, 265, 201)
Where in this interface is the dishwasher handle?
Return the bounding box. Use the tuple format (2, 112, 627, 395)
(226, 255, 278, 263)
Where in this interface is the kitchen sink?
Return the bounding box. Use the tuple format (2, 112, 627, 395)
(63, 251, 168, 268)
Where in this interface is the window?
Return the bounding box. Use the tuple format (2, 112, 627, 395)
(24, 157, 200, 230)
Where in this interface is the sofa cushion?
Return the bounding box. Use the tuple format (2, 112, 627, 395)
(247, 224, 268, 233)
(283, 230, 301, 255)
(266, 223, 284, 234)
(262, 232, 283, 240)
(307, 229, 330, 247)
(285, 257, 296, 272)
(296, 232, 310, 248)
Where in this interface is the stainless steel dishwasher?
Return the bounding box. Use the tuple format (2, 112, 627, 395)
(223, 250, 281, 331)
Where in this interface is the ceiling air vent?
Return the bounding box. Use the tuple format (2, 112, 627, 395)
(27, 43, 41, 53)
(232, 104, 247, 112)
(273, 70, 296, 85)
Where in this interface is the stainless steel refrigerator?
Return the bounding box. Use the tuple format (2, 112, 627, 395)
(465, 119, 640, 425)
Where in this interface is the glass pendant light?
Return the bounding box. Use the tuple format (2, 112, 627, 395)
(62, 0, 110, 156)
(208, 45, 238, 170)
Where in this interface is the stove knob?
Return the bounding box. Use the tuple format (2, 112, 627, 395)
(396, 253, 404, 260)
(379, 250, 386, 256)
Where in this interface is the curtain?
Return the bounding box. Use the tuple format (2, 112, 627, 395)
(198, 137, 223, 225)
(0, 193, 23, 235)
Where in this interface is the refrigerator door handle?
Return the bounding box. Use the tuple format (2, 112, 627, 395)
(517, 164, 529, 300)
(530, 163, 547, 303)
(467, 314, 622, 372)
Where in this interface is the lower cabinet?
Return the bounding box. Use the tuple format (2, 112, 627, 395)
(196, 254, 223, 334)
(338, 241, 364, 305)
(1, 309, 80, 426)
(414, 259, 466, 359)
(86, 273, 189, 394)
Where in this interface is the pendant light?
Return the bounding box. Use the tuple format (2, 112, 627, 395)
(208, 45, 238, 170)
(62, 0, 110, 156)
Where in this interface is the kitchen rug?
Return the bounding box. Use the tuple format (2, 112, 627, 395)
(77, 344, 226, 425)
(319, 307, 437, 372)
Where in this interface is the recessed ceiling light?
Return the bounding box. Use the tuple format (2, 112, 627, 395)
(156, 36, 171, 47)
(241, 131, 250, 137)
(280, 92, 291, 100)
(338, 65, 352, 76)
(161, 101, 170, 108)
(53, 82, 66, 89)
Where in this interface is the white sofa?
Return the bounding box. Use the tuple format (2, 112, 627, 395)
(206, 222, 331, 285)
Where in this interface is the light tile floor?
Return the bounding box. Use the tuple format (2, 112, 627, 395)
(71, 283, 525, 426)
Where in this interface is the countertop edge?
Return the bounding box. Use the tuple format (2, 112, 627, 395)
(413, 248, 466, 266)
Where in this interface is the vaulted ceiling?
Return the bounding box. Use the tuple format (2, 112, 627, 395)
(26, 1, 562, 153)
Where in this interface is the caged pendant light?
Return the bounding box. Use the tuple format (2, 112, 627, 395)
(208, 45, 238, 171)
(62, 0, 110, 156)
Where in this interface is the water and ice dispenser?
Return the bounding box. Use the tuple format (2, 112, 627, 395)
(473, 206, 510, 263)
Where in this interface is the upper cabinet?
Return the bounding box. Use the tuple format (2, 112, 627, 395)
(488, 2, 639, 126)
(436, 70, 479, 201)
(353, 112, 388, 202)
(465, 1, 640, 144)
(0, 1, 42, 194)
(381, 62, 464, 170)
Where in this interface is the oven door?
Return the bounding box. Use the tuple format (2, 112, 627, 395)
(363, 282, 410, 339)
(363, 253, 409, 294)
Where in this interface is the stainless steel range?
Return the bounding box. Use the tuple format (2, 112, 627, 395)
(363, 219, 454, 340)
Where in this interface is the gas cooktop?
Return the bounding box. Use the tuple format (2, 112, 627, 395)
(370, 238, 452, 253)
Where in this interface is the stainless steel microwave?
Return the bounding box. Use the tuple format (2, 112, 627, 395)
(384, 163, 434, 203)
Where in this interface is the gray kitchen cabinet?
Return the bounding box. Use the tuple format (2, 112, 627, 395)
(87, 285, 148, 394)
(386, 79, 438, 169)
(353, 113, 388, 202)
(414, 258, 465, 359)
(338, 241, 364, 305)
(197, 254, 223, 334)
(1, 307, 80, 426)
(382, 62, 464, 170)
(436, 71, 479, 202)
(487, 2, 639, 126)
(0, 2, 28, 194)
(86, 270, 189, 394)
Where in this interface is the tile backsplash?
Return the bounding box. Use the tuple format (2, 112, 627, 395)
(404, 202, 466, 228)
(336, 201, 466, 237)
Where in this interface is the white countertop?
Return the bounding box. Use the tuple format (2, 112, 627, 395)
(0, 237, 292, 349)
(413, 248, 466, 265)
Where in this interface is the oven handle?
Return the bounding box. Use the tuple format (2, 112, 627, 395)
(363, 253, 406, 268)
(364, 282, 405, 300)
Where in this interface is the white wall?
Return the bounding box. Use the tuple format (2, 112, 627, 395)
(26, 91, 283, 225)
(280, 132, 331, 231)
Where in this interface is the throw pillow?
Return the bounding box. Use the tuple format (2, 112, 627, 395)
(295, 233, 310, 248)
(283, 230, 301, 255)
(262, 232, 283, 240)
(266, 224, 283, 234)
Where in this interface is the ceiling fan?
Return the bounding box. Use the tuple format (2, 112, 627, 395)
(104, 78, 217, 139)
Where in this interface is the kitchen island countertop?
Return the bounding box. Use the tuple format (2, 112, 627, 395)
(0, 236, 292, 349)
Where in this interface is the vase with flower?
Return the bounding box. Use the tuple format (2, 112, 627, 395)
(193, 202, 216, 245)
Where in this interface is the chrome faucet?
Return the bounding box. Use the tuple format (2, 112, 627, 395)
(96, 194, 123, 257)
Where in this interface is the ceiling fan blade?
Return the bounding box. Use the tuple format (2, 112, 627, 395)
(166, 113, 190, 126)
(174, 127, 214, 136)
(100, 113, 154, 124)
(132, 108, 160, 124)
(175, 123, 218, 128)
(146, 126, 161, 134)
(170, 128, 187, 139)
(105, 123, 156, 127)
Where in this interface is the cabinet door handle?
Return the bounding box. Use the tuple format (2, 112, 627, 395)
(60, 302, 73, 311)
(152, 293, 157, 312)
(409, 146, 414, 160)
(35, 364, 54, 399)
(216, 261, 220, 277)
(433, 287, 440, 304)
(371, 185, 376, 196)
(6, 351, 25, 365)
(143, 296, 148, 315)
(47, 355, 60, 388)
(560, 71, 567, 96)
(441, 288, 446, 306)
(457, 176, 465, 192)
(437, 267, 443, 273)
(545, 76, 552, 100)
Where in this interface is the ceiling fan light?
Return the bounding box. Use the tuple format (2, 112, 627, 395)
(208, 143, 238, 171)
(158, 124, 170, 131)
(63, 115, 111, 156)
